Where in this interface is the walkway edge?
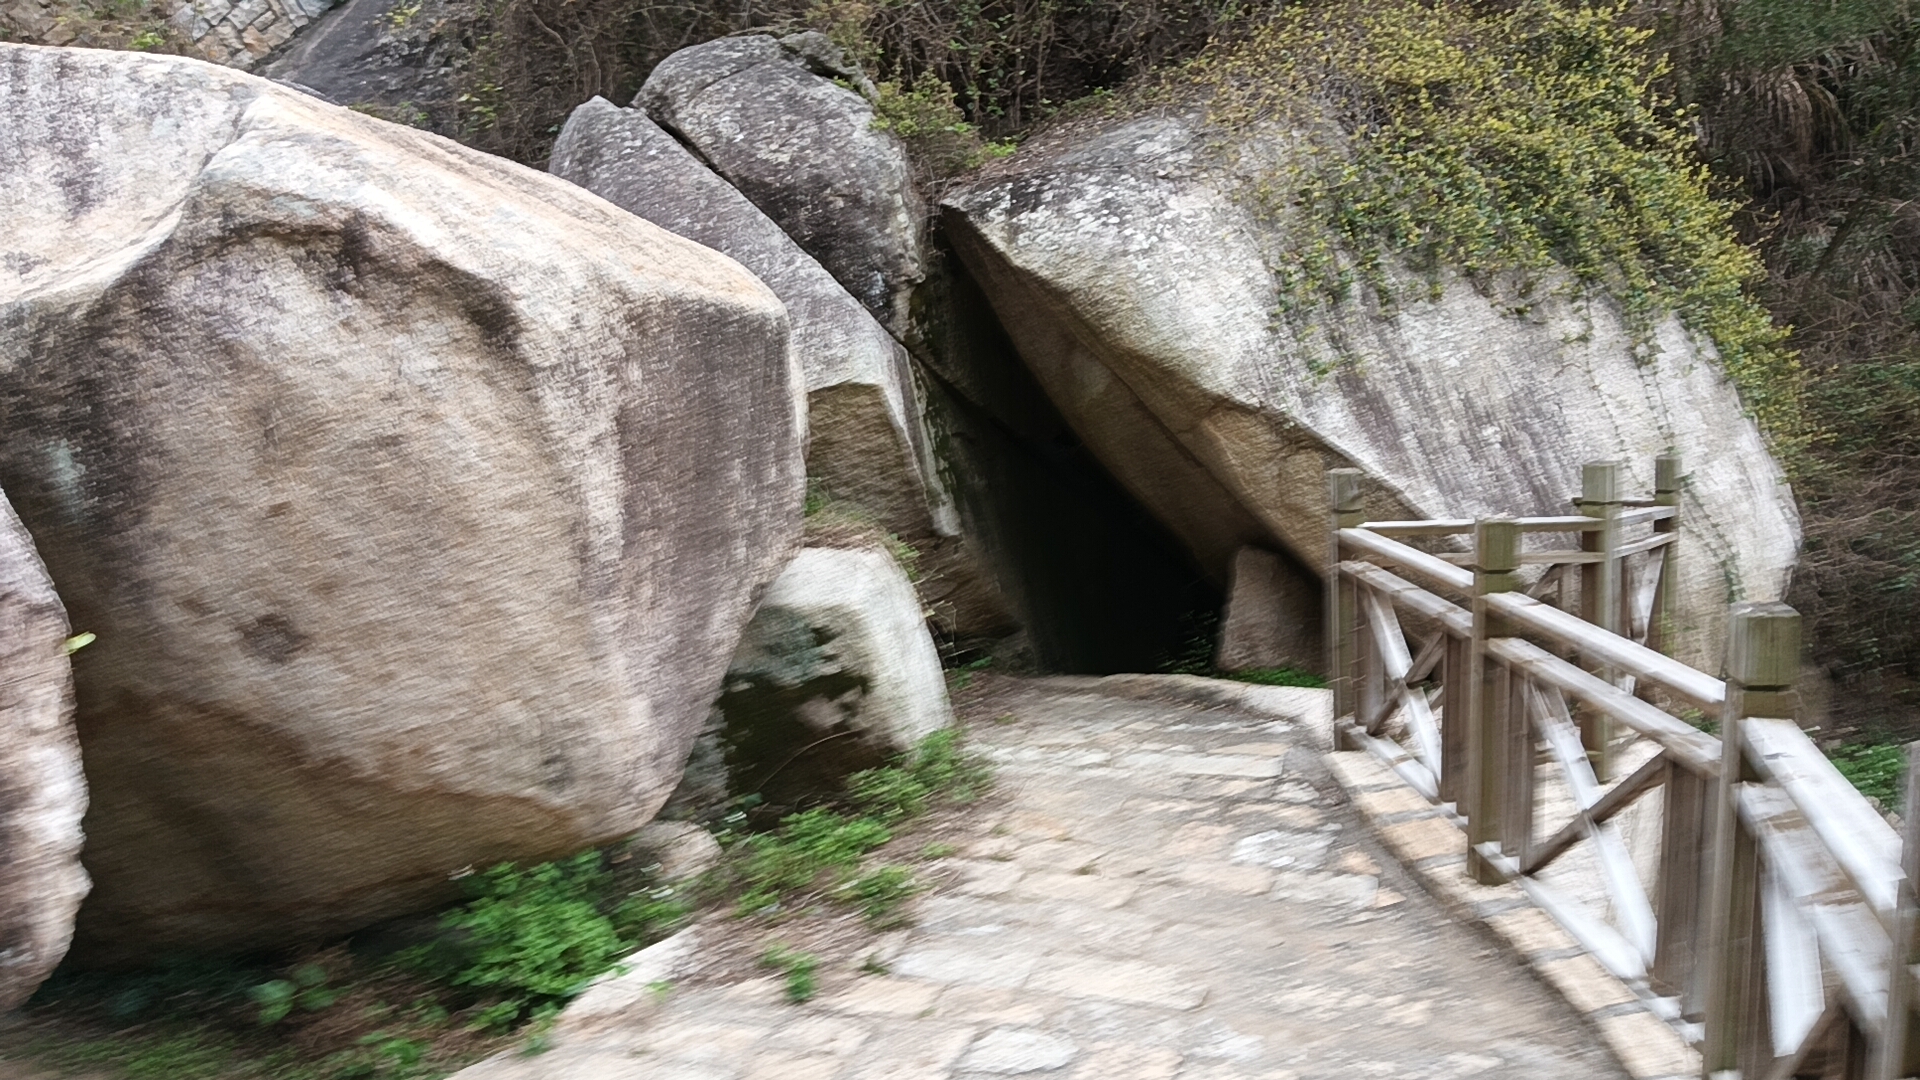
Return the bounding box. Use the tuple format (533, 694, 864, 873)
(1323, 749, 1701, 1080)
(1070, 675, 1697, 1080)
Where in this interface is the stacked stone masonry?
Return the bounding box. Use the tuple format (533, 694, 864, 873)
(165, 0, 336, 67)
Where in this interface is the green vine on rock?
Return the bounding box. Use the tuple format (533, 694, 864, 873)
(1192, 0, 1804, 449)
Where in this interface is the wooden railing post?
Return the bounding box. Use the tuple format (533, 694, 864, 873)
(1649, 453, 1682, 657)
(1579, 460, 1623, 780)
(1703, 602, 1800, 1078)
(1874, 741, 1920, 1080)
(1653, 756, 1714, 1021)
(1467, 517, 1520, 885)
(1329, 468, 1365, 750)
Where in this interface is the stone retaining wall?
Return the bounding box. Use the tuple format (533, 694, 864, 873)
(167, 0, 338, 68)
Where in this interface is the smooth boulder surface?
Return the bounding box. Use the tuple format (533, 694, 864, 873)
(0, 490, 86, 1007)
(551, 97, 953, 537)
(943, 112, 1800, 667)
(717, 546, 953, 808)
(1215, 546, 1318, 673)
(636, 33, 925, 333)
(0, 44, 806, 959)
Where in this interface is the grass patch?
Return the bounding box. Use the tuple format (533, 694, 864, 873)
(715, 729, 989, 921)
(1829, 742, 1908, 809)
(757, 945, 819, 1003)
(398, 852, 687, 1031)
(10, 848, 691, 1079)
(11, 732, 986, 1078)
(1188, 0, 1801, 448)
(1217, 667, 1328, 689)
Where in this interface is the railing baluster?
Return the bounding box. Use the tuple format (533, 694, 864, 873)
(1502, 668, 1534, 868)
(1468, 516, 1520, 886)
(1330, 468, 1364, 749)
(1654, 756, 1713, 1021)
(1705, 602, 1800, 1077)
(1873, 741, 1920, 1079)
(1441, 627, 1471, 807)
(1579, 460, 1623, 780)
(1649, 453, 1681, 657)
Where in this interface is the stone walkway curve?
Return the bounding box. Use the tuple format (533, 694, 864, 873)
(459, 675, 1631, 1080)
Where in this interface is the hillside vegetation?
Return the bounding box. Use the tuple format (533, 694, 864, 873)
(3, 0, 1915, 739)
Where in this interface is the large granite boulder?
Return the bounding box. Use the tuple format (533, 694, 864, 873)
(716, 546, 953, 811)
(942, 112, 1800, 669)
(550, 97, 952, 538)
(636, 33, 924, 334)
(0, 490, 86, 1007)
(0, 44, 806, 960)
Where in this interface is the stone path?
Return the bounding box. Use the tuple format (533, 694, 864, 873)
(460, 676, 1630, 1079)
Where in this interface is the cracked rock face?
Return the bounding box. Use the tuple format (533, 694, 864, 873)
(636, 34, 925, 336)
(0, 44, 806, 959)
(0, 488, 86, 1008)
(551, 97, 954, 539)
(943, 112, 1800, 668)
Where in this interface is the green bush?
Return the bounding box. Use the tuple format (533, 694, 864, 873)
(404, 851, 685, 1028)
(842, 866, 919, 924)
(1220, 667, 1328, 689)
(1830, 742, 1907, 808)
(724, 729, 989, 918)
(1191, 0, 1801, 447)
(758, 944, 819, 1002)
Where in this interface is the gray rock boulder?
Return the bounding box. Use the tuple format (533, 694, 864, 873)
(0, 44, 806, 959)
(0, 490, 86, 1008)
(717, 546, 952, 809)
(262, 0, 468, 134)
(636, 34, 924, 334)
(943, 112, 1800, 669)
(551, 96, 953, 538)
(1215, 546, 1318, 673)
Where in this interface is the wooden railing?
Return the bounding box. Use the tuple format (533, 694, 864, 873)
(1326, 461, 1920, 1079)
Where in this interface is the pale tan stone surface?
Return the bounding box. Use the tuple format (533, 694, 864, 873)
(1, 45, 806, 962)
(1596, 1010, 1700, 1078)
(457, 678, 1629, 1080)
(1537, 954, 1637, 1014)
(1377, 815, 1466, 863)
(1486, 907, 1582, 958)
(0, 491, 83, 1010)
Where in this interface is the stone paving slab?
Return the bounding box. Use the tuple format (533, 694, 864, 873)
(456, 677, 1632, 1080)
(1322, 746, 1701, 1080)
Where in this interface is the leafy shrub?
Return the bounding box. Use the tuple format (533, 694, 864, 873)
(1830, 742, 1907, 808)
(848, 728, 989, 821)
(1190, 0, 1802, 446)
(758, 944, 819, 1002)
(1220, 667, 1328, 689)
(842, 866, 919, 924)
(733, 809, 893, 915)
(724, 729, 989, 917)
(870, 71, 1016, 183)
(404, 851, 684, 1028)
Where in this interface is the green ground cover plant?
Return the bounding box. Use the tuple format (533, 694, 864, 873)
(717, 728, 990, 920)
(1220, 667, 1328, 689)
(1191, 0, 1801, 448)
(1829, 741, 1907, 808)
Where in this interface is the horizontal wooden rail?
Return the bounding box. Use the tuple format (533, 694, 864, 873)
(1743, 718, 1903, 920)
(1357, 519, 1475, 537)
(1485, 637, 1722, 775)
(1340, 562, 1473, 635)
(1337, 528, 1475, 592)
(1484, 591, 1727, 712)
(1614, 532, 1676, 559)
(1523, 750, 1671, 874)
(1738, 783, 1894, 1038)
